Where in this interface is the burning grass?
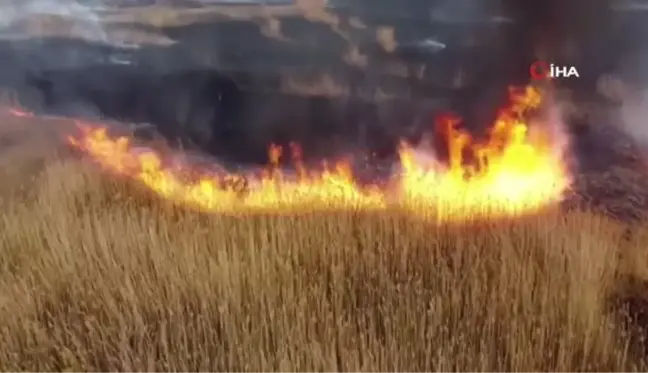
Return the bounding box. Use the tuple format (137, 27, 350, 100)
(1, 86, 648, 370)
(0, 157, 647, 370)
(61, 85, 571, 221)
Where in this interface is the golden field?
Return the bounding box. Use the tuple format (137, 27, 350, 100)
(1, 121, 648, 371)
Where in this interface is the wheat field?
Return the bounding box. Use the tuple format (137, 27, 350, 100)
(2, 121, 648, 371)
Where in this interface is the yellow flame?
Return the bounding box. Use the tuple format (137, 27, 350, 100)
(55, 85, 570, 220)
(399, 86, 569, 217)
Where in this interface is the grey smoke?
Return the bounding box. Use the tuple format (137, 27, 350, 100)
(597, 75, 648, 148)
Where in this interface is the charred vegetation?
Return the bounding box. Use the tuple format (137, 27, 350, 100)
(1, 0, 647, 167)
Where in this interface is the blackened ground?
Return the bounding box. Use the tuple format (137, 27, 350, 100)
(16, 66, 434, 165)
(4, 0, 648, 166)
(4, 49, 539, 167)
(0, 2, 540, 166)
(6, 59, 634, 170)
(20, 74, 543, 168)
(4, 36, 491, 166)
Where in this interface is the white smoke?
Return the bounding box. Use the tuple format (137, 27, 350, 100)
(0, 0, 109, 43)
(401, 135, 443, 172)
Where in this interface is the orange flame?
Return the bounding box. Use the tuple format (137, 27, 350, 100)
(399, 86, 569, 217)
(19, 85, 571, 220)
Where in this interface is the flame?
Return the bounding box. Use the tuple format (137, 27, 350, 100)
(399, 86, 570, 217)
(14, 85, 572, 220)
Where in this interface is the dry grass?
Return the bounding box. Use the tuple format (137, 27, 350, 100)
(1, 112, 648, 370)
(0, 150, 647, 371)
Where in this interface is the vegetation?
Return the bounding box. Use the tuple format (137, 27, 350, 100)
(0, 149, 648, 370)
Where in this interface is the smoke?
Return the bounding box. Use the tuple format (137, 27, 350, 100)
(598, 74, 648, 148)
(0, 0, 179, 48)
(533, 88, 573, 164)
(590, 0, 648, 153)
(617, 94, 648, 149)
(0, 0, 108, 43)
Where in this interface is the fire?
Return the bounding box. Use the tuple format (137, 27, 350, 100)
(12, 85, 572, 220)
(66, 125, 387, 213)
(399, 86, 570, 218)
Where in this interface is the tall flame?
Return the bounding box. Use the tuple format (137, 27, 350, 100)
(399, 86, 570, 217)
(14, 85, 571, 220)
